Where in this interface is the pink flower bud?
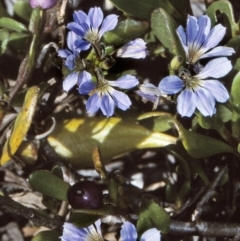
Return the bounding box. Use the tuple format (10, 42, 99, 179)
(29, 0, 58, 9)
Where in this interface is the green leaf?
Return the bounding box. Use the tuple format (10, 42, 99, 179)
(0, 29, 10, 55)
(151, 8, 185, 57)
(47, 117, 177, 167)
(31, 230, 61, 241)
(167, 143, 210, 185)
(14, 1, 32, 22)
(29, 170, 70, 201)
(0, 29, 28, 55)
(0, 86, 39, 165)
(231, 71, 240, 109)
(226, 35, 240, 52)
(137, 198, 170, 235)
(171, 120, 235, 158)
(109, 0, 184, 20)
(70, 212, 100, 227)
(0, 17, 28, 33)
(137, 111, 173, 132)
(230, 71, 240, 138)
(103, 17, 150, 46)
(206, 1, 238, 38)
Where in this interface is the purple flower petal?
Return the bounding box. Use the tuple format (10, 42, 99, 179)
(120, 221, 138, 241)
(65, 54, 76, 70)
(63, 71, 79, 92)
(108, 75, 139, 89)
(58, 49, 72, 58)
(177, 89, 196, 117)
(99, 14, 118, 38)
(176, 15, 234, 63)
(140, 228, 161, 241)
(202, 24, 226, 50)
(73, 10, 90, 26)
(200, 80, 229, 102)
(195, 87, 215, 116)
(79, 80, 95, 95)
(74, 39, 91, 51)
(199, 46, 235, 59)
(192, 15, 210, 50)
(176, 25, 186, 46)
(139, 83, 161, 96)
(158, 76, 184, 94)
(78, 70, 92, 88)
(61, 223, 88, 241)
(186, 16, 199, 49)
(67, 22, 85, 37)
(89, 7, 103, 30)
(67, 31, 79, 52)
(136, 90, 159, 103)
(196, 57, 232, 79)
(86, 94, 101, 114)
(116, 38, 148, 59)
(112, 90, 132, 110)
(100, 94, 115, 117)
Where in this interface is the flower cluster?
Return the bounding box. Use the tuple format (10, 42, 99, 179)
(60, 220, 161, 241)
(137, 15, 234, 117)
(58, 7, 148, 117)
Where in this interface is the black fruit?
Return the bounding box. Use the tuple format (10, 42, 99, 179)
(67, 181, 103, 209)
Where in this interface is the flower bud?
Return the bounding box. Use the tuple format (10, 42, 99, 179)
(29, 0, 58, 9)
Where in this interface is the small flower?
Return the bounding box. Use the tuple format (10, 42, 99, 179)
(60, 220, 104, 241)
(177, 15, 235, 64)
(79, 74, 139, 117)
(29, 0, 57, 9)
(116, 39, 148, 59)
(67, 7, 118, 51)
(135, 83, 161, 110)
(120, 221, 161, 241)
(158, 57, 231, 117)
(58, 31, 92, 92)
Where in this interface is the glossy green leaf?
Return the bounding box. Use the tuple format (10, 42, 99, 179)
(14, 1, 32, 22)
(31, 230, 61, 241)
(0, 86, 39, 165)
(29, 170, 70, 201)
(109, 0, 184, 20)
(206, 1, 238, 38)
(231, 71, 240, 138)
(103, 17, 150, 46)
(151, 8, 185, 57)
(137, 198, 170, 235)
(47, 117, 177, 167)
(0, 29, 9, 55)
(171, 120, 235, 158)
(0, 17, 28, 33)
(70, 212, 100, 227)
(234, 58, 240, 71)
(231, 71, 240, 109)
(0, 29, 28, 55)
(137, 112, 173, 132)
(226, 35, 240, 52)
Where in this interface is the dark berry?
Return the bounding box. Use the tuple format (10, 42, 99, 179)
(67, 181, 103, 209)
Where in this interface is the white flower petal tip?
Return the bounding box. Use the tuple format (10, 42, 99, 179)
(116, 39, 148, 59)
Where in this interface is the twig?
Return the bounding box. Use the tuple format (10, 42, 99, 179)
(0, 195, 64, 231)
(170, 220, 240, 238)
(193, 166, 228, 220)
